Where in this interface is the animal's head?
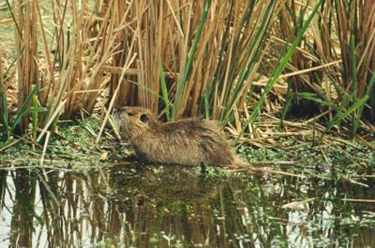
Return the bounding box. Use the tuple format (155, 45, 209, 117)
(112, 106, 156, 139)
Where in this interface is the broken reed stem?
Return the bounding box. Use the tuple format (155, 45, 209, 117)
(341, 199, 375, 203)
(0, 139, 21, 153)
(254, 60, 343, 85)
(37, 99, 66, 142)
(40, 131, 50, 167)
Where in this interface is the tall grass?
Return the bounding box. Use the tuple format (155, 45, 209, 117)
(1, 0, 127, 141)
(331, 0, 375, 133)
(275, 0, 375, 136)
(108, 0, 283, 123)
(0, 0, 374, 143)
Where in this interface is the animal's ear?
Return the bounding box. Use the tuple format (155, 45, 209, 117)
(140, 113, 149, 123)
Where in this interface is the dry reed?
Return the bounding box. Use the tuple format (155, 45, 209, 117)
(0, 0, 374, 144)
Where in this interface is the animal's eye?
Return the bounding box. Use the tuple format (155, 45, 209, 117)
(140, 114, 149, 123)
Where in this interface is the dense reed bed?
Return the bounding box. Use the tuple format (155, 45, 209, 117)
(0, 0, 374, 145)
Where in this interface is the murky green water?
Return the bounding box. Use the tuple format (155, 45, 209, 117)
(0, 163, 374, 247)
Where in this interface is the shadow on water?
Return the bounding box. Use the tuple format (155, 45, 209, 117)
(0, 163, 375, 247)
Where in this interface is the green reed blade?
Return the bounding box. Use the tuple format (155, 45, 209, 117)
(236, 0, 324, 140)
(354, 71, 375, 133)
(11, 84, 40, 132)
(4, 0, 22, 37)
(0, 84, 10, 140)
(322, 95, 368, 138)
(173, 0, 211, 119)
(158, 58, 172, 121)
(221, 1, 276, 124)
(31, 84, 40, 140)
(296, 92, 335, 108)
(350, 35, 359, 134)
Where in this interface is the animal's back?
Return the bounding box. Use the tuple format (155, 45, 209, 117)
(133, 119, 234, 166)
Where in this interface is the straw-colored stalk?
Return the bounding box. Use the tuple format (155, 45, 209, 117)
(107, 0, 282, 125)
(334, 1, 375, 118)
(14, 0, 38, 133)
(7, 0, 374, 138)
(275, 1, 325, 110)
(21, 0, 129, 136)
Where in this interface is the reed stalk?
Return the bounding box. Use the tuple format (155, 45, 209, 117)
(0, 0, 374, 141)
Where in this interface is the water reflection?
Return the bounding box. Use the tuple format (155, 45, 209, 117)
(0, 164, 374, 247)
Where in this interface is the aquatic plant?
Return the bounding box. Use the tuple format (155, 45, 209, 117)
(0, 0, 374, 145)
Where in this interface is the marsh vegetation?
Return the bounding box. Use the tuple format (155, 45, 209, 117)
(0, 0, 375, 246)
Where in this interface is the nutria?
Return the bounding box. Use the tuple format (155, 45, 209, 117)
(112, 106, 244, 167)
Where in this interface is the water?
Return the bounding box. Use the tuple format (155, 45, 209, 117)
(0, 163, 374, 247)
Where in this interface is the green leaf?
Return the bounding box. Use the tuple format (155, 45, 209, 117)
(322, 96, 369, 138)
(11, 84, 40, 132)
(236, 0, 324, 140)
(158, 58, 172, 121)
(353, 70, 375, 133)
(31, 84, 40, 140)
(173, 0, 211, 119)
(0, 84, 10, 140)
(296, 92, 335, 108)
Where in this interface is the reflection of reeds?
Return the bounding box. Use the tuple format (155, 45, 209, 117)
(9, 169, 36, 247)
(0, 0, 374, 141)
(0, 170, 7, 209)
(2, 166, 375, 246)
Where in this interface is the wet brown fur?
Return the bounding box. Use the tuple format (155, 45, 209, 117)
(112, 106, 240, 167)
